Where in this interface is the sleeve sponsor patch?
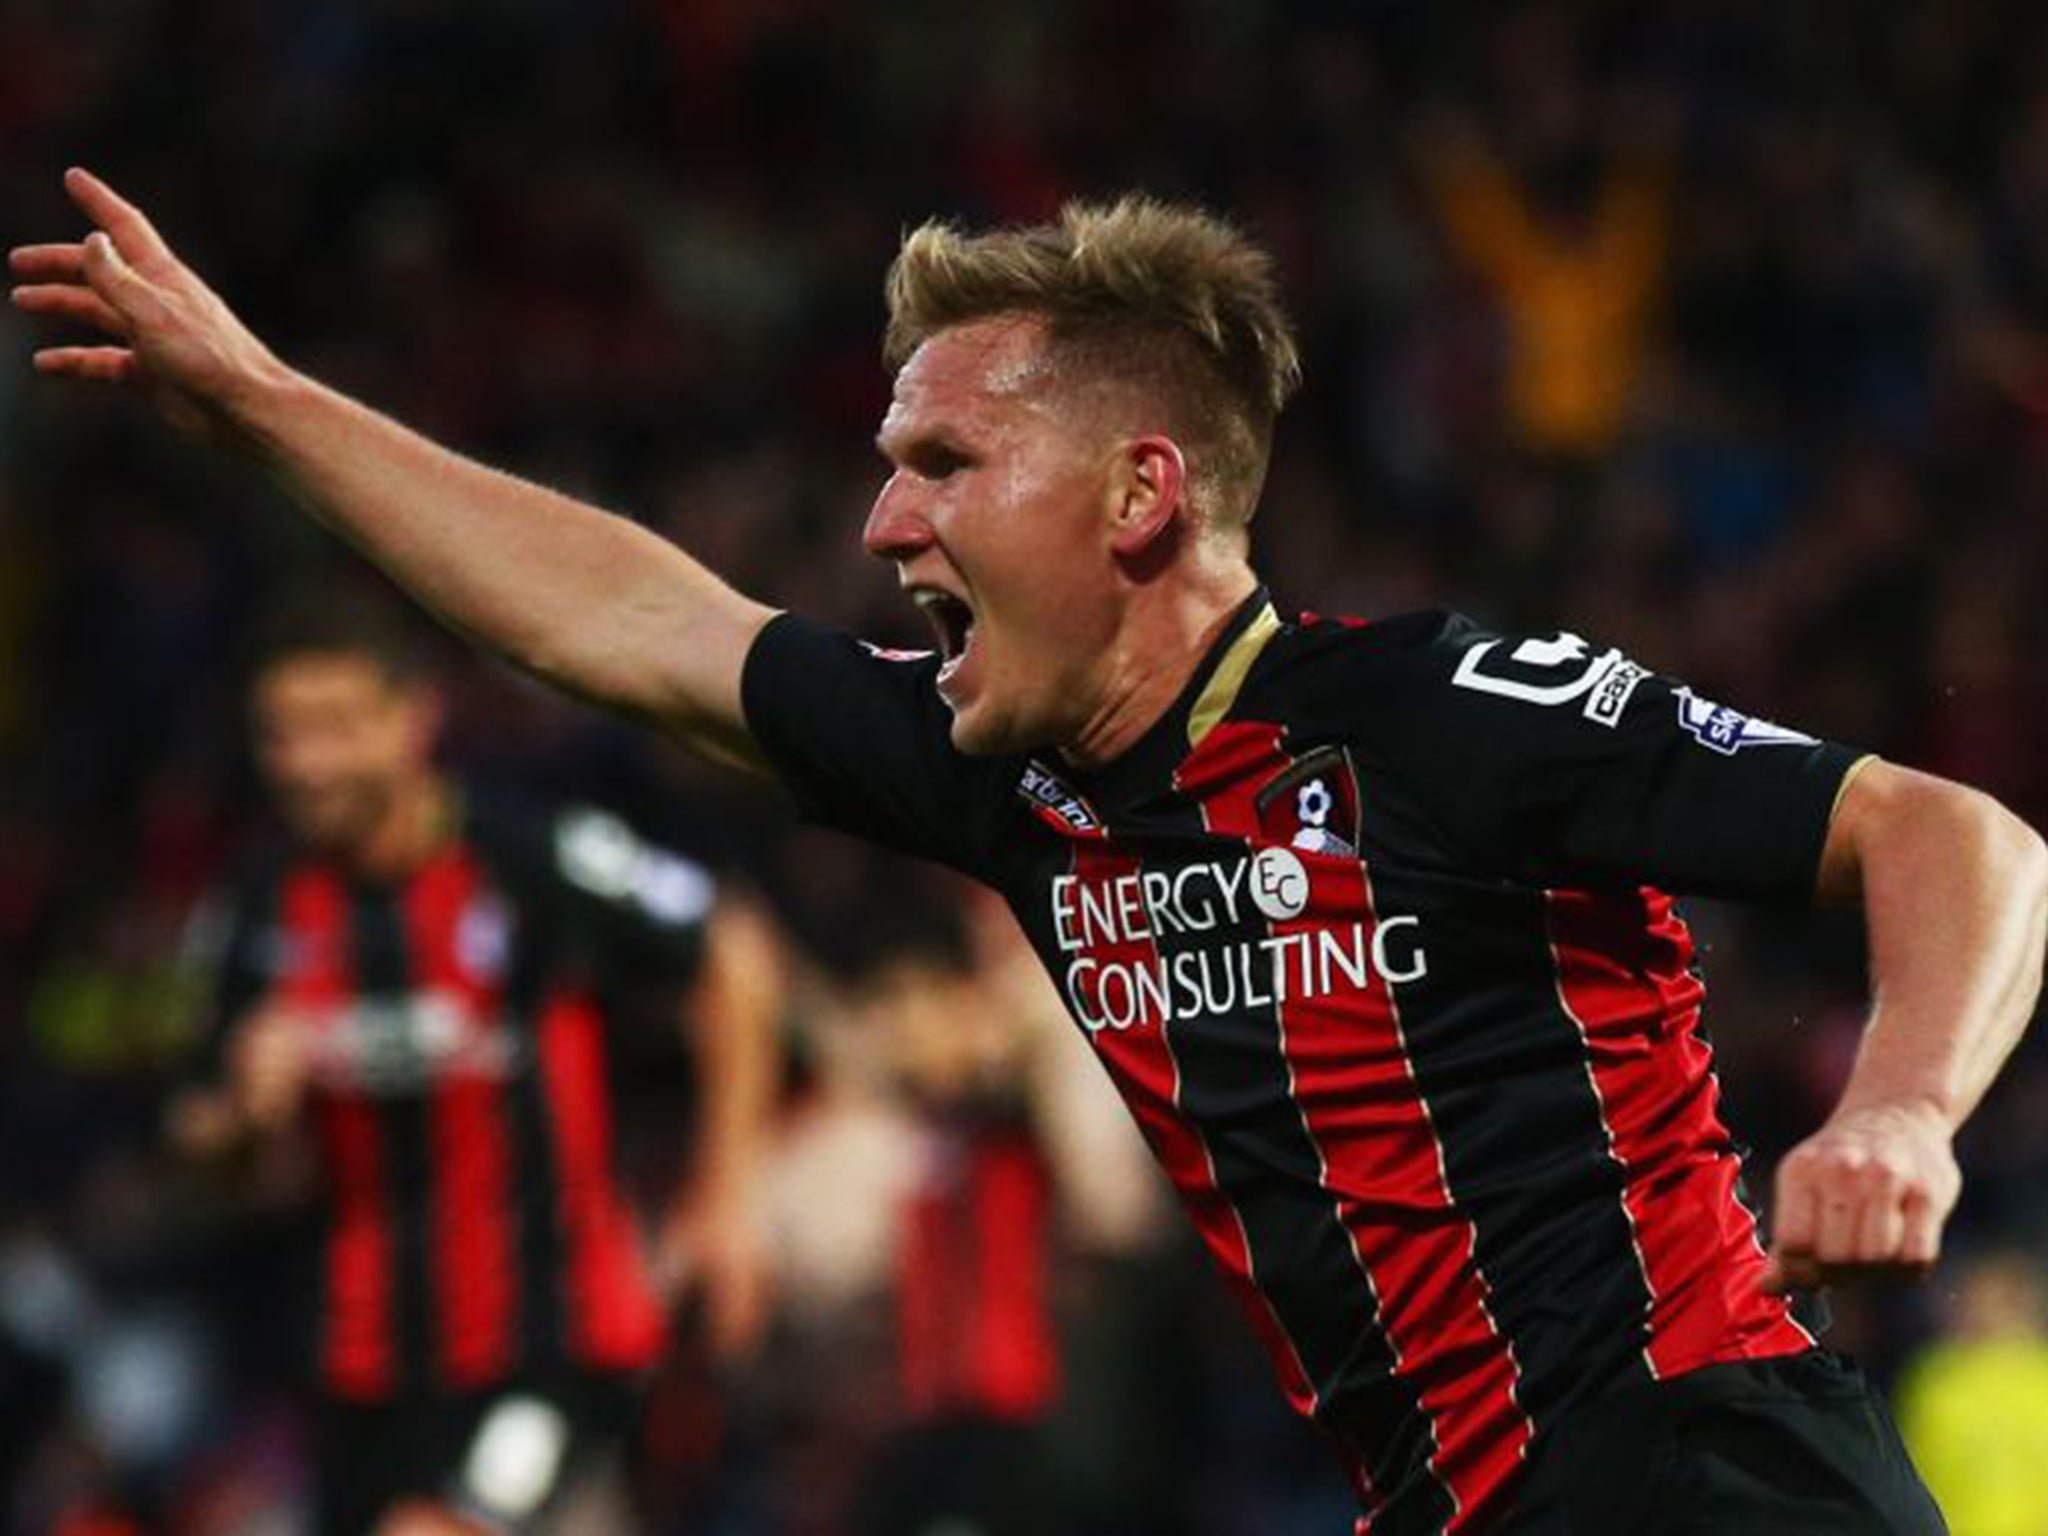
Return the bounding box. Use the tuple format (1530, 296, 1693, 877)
(1582, 657, 1647, 726)
(1451, 631, 1647, 728)
(555, 807, 714, 928)
(1673, 688, 1819, 755)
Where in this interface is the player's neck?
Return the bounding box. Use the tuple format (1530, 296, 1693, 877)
(347, 774, 452, 882)
(1058, 564, 1260, 771)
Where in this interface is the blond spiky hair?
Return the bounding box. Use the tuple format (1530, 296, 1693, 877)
(884, 196, 1302, 530)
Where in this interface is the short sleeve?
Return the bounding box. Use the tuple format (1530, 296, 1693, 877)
(538, 805, 715, 981)
(1371, 616, 1866, 900)
(740, 612, 1012, 873)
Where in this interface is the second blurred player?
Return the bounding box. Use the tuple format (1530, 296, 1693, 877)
(167, 588, 782, 1536)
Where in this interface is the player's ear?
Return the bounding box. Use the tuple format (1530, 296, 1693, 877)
(1108, 434, 1186, 558)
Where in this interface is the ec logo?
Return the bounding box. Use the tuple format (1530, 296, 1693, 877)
(1249, 847, 1310, 921)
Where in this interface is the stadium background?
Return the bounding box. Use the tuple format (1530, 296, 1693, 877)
(4, 1, 2048, 1532)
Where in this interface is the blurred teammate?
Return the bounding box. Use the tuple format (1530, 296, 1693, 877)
(15, 171, 2047, 1533)
(165, 591, 782, 1536)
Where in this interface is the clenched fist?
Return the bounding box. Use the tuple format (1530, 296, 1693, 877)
(1762, 1098, 1962, 1295)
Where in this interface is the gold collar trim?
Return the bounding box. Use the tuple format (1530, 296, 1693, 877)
(1187, 602, 1281, 748)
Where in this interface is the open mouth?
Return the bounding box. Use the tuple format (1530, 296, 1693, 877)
(911, 588, 977, 674)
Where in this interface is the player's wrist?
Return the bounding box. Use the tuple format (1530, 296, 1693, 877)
(1818, 1097, 1957, 1163)
(217, 350, 314, 450)
(1823, 1092, 1959, 1147)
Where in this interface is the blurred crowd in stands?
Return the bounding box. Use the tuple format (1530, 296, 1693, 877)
(5, 0, 2048, 1532)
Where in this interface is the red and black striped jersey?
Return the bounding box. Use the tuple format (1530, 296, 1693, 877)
(190, 795, 712, 1403)
(897, 1114, 1058, 1423)
(741, 591, 1865, 1536)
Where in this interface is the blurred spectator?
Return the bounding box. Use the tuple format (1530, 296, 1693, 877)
(747, 890, 1170, 1536)
(1422, 102, 1671, 461)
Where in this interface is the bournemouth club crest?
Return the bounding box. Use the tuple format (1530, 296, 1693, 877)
(1253, 746, 1361, 858)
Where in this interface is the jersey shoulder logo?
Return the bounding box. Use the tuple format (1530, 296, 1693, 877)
(1451, 631, 1647, 728)
(1673, 688, 1819, 755)
(1017, 761, 1106, 838)
(1252, 745, 1361, 858)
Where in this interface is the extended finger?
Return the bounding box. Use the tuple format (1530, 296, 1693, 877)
(32, 345, 140, 382)
(79, 232, 155, 318)
(8, 243, 88, 280)
(10, 283, 130, 335)
(64, 167, 170, 263)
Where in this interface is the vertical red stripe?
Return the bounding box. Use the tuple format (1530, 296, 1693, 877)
(1190, 722, 1530, 1532)
(401, 850, 519, 1389)
(898, 1131, 1059, 1421)
(1068, 840, 1322, 1420)
(970, 1133, 1057, 1417)
(536, 994, 665, 1370)
(284, 868, 397, 1400)
(1545, 888, 1812, 1378)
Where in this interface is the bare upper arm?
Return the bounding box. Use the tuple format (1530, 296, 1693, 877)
(649, 597, 782, 777)
(567, 568, 780, 776)
(1815, 756, 2040, 906)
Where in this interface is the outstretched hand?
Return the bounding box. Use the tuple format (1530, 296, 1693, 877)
(9, 167, 286, 442)
(1761, 1099, 1962, 1296)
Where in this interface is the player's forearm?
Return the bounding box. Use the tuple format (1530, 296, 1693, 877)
(1832, 769, 2048, 1131)
(685, 898, 783, 1204)
(234, 366, 774, 747)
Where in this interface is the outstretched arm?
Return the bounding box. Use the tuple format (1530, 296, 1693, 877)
(9, 169, 774, 768)
(1764, 760, 2048, 1292)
